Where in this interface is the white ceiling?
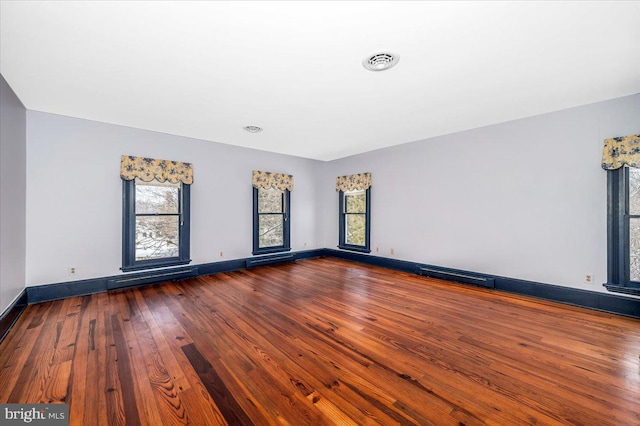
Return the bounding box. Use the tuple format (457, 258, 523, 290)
(1, 1, 639, 161)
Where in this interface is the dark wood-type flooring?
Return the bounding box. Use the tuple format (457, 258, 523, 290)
(1, 257, 639, 425)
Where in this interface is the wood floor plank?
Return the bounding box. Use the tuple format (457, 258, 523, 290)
(123, 291, 185, 426)
(1, 258, 639, 425)
(204, 281, 423, 424)
(181, 342, 254, 426)
(67, 295, 94, 426)
(114, 292, 165, 426)
(95, 293, 112, 425)
(179, 385, 229, 426)
(133, 289, 194, 395)
(6, 300, 64, 403)
(0, 302, 52, 401)
(104, 310, 127, 426)
(159, 284, 273, 424)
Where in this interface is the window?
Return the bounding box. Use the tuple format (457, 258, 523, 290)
(606, 166, 640, 294)
(122, 178, 191, 271)
(338, 188, 371, 253)
(253, 187, 291, 255)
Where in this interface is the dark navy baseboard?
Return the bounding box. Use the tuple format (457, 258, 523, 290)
(26, 249, 325, 304)
(326, 248, 640, 319)
(496, 277, 640, 318)
(326, 248, 422, 273)
(0, 289, 28, 343)
(28, 276, 109, 304)
(107, 266, 199, 291)
(8, 246, 638, 341)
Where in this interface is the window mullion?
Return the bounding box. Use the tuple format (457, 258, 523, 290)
(623, 167, 632, 284)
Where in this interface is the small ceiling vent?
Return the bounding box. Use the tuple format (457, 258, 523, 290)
(243, 125, 263, 133)
(363, 52, 399, 71)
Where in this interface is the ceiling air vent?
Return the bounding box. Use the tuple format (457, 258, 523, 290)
(362, 52, 399, 71)
(243, 126, 263, 133)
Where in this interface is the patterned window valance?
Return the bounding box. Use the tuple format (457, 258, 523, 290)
(120, 155, 193, 184)
(336, 172, 371, 192)
(252, 170, 294, 191)
(602, 134, 640, 170)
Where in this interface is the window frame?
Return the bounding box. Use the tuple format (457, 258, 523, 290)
(606, 166, 640, 294)
(338, 188, 371, 253)
(122, 179, 191, 272)
(252, 187, 291, 255)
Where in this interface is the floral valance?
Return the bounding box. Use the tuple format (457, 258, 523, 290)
(120, 155, 193, 184)
(252, 170, 294, 191)
(601, 134, 640, 170)
(336, 172, 371, 191)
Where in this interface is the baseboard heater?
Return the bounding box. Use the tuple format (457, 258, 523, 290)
(416, 266, 495, 289)
(107, 266, 199, 290)
(246, 254, 295, 268)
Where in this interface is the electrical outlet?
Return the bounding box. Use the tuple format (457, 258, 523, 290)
(376, 246, 379, 252)
(68, 267, 76, 275)
(304, 242, 307, 247)
(390, 248, 395, 255)
(584, 273, 594, 284)
(219, 251, 224, 257)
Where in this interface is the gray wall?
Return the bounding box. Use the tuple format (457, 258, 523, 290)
(22, 92, 640, 299)
(320, 94, 640, 293)
(26, 112, 323, 286)
(0, 74, 27, 314)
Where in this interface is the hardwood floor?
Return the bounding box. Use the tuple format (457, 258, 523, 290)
(1, 257, 639, 425)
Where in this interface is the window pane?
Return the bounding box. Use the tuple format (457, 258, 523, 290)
(258, 188, 283, 213)
(630, 218, 640, 281)
(136, 180, 179, 214)
(259, 214, 283, 248)
(345, 214, 366, 246)
(135, 216, 179, 260)
(345, 191, 366, 213)
(629, 167, 640, 215)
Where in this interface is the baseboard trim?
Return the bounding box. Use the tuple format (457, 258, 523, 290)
(326, 248, 640, 319)
(246, 253, 296, 267)
(28, 277, 109, 304)
(325, 249, 418, 273)
(12, 246, 639, 336)
(0, 289, 28, 344)
(496, 278, 640, 318)
(107, 266, 199, 291)
(27, 249, 326, 304)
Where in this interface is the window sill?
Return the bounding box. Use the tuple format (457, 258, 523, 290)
(121, 259, 192, 273)
(337, 245, 371, 254)
(603, 283, 640, 296)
